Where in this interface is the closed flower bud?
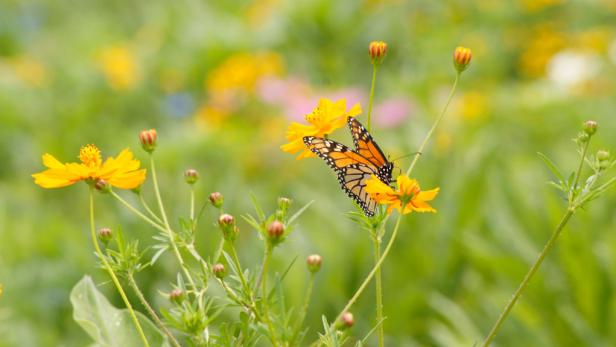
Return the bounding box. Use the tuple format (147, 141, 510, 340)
(219, 214, 238, 242)
(209, 192, 224, 208)
(139, 129, 157, 153)
(453, 46, 472, 73)
(583, 120, 598, 135)
(336, 312, 354, 330)
(597, 150, 610, 162)
(169, 288, 184, 304)
(184, 169, 199, 185)
(212, 263, 226, 278)
(369, 41, 388, 64)
(306, 254, 322, 273)
(98, 227, 113, 244)
(267, 220, 285, 244)
(278, 197, 292, 210)
(94, 179, 110, 193)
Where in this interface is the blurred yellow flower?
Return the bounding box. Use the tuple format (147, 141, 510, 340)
(32, 145, 146, 189)
(519, 25, 565, 77)
(459, 91, 489, 120)
(206, 52, 283, 95)
(281, 98, 361, 160)
(521, 0, 563, 12)
(365, 175, 439, 215)
(98, 44, 139, 91)
(11, 56, 48, 87)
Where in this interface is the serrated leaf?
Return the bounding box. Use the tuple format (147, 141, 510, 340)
(70, 276, 169, 347)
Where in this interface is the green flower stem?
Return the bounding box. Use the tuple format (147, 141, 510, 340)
(480, 208, 574, 347)
(292, 272, 315, 344)
(149, 156, 197, 291)
(229, 244, 251, 295)
(367, 64, 379, 132)
(260, 244, 279, 347)
(190, 187, 195, 221)
(88, 188, 150, 347)
(373, 233, 384, 347)
(218, 279, 263, 321)
(569, 140, 591, 204)
(406, 72, 459, 176)
(213, 238, 225, 263)
(111, 192, 166, 233)
(138, 193, 163, 225)
(127, 274, 181, 347)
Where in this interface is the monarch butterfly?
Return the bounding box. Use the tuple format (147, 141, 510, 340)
(303, 117, 393, 216)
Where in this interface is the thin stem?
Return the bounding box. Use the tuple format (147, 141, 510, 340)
(367, 64, 379, 132)
(111, 191, 166, 233)
(406, 73, 460, 176)
(292, 273, 315, 344)
(373, 234, 384, 347)
(481, 209, 574, 347)
(569, 140, 591, 204)
(190, 187, 195, 222)
(88, 189, 150, 347)
(127, 274, 181, 347)
(149, 156, 197, 290)
(229, 245, 251, 294)
(139, 193, 163, 225)
(213, 238, 225, 263)
(260, 244, 279, 346)
(331, 216, 402, 328)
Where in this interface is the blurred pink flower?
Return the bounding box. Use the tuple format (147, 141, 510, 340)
(374, 98, 413, 128)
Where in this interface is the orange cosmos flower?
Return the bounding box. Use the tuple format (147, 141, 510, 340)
(32, 144, 146, 189)
(365, 175, 439, 215)
(281, 98, 361, 160)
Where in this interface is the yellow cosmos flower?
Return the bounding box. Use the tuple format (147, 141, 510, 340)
(281, 98, 361, 160)
(32, 145, 146, 189)
(98, 44, 139, 91)
(365, 175, 439, 215)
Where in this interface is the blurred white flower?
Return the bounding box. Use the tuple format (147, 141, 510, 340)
(546, 50, 600, 89)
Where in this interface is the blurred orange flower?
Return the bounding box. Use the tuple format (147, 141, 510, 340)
(365, 175, 439, 215)
(281, 98, 361, 160)
(32, 145, 146, 189)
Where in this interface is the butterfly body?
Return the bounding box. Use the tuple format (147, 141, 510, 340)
(303, 117, 393, 216)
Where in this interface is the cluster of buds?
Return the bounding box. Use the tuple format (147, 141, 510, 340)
(218, 214, 238, 242)
(266, 220, 285, 246)
(596, 149, 611, 171)
(306, 254, 322, 274)
(169, 288, 184, 304)
(453, 46, 472, 73)
(578, 120, 598, 144)
(139, 129, 157, 153)
(275, 197, 292, 220)
(209, 192, 224, 209)
(184, 169, 199, 185)
(369, 41, 388, 65)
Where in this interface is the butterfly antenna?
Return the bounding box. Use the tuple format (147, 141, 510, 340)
(389, 152, 419, 163)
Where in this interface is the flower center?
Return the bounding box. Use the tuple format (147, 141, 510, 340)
(79, 144, 102, 168)
(304, 106, 322, 125)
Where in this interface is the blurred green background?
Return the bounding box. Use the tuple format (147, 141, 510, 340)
(2, 0, 616, 346)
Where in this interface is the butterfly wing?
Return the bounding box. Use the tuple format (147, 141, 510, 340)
(348, 117, 393, 183)
(304, 136, 381, 216)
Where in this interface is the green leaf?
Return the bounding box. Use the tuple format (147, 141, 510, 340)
(537, 152, 565, 184)
(288, 200, 314, 225)
(249, 192, 265, 221)
(70, 276, 169, 347)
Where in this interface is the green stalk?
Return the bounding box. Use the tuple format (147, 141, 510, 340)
(138, 193, 163, 225)
(127, 274, 181, 347)
(406, 72, 459, 176)
(481, 209, 574, 347)
(367, 64, 379, 132)
(291, 273, 315, 344)
(373, 233, 384, 347)
(149, 156, 197, 290)
(260, 244, 279, 346)
(111, 192, 166, 233)
(88, 188, 150, 347)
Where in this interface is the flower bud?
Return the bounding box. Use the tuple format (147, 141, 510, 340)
(169, 288, 184, 304)
(306, 254, 322, 274)
(139, 129, 157, 153)
(209, 192, 224, 208)
(94, 179, 110, 193)
(453, 46, 472, 73)
(184, 169, 199, 185)
(98, 227, 113, 244)
(267, 220, 285, 244)
(369, 41, 388, 64)
(218, 214, 238, 242)
(212, 263, 226, 279)
(278, 197, 292, 210)
(597, 150, 610, 162)
(583, 120, 598, 135)
(336, 312, 354, 330)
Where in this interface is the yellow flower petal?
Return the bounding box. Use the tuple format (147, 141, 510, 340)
(42, 153, 65, 169)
